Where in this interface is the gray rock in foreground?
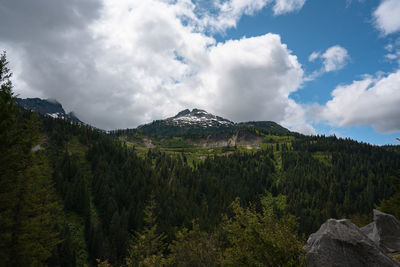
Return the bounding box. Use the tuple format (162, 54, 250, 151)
(305, 219, 399, 267)
(361, 209, 400, 253)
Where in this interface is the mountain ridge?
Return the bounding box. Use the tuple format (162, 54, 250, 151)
(14, 98, 290, 136)
(136, 108, 291, 137)
(14, 97, 83, 124)
(14, 96, 293, 146)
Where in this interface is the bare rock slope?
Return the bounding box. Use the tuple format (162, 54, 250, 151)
(361, 209, 400, 253)
(305, 218, 399, 267)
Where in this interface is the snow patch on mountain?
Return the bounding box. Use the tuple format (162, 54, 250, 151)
(14, 97, 83, 124)
(166, 109, 234, 128)
(47, 112, 62, 119)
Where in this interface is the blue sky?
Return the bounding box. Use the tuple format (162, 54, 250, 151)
(221, 0, 393, 104)
(216, 0, 400, 144)
(1, 0, 399, 144)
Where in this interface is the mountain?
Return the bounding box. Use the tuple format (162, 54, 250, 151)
(14, 97, 83, 124)
(135, 108, 290, 137)
(136, 108, 235, 136)
(167, 108, 234, 127)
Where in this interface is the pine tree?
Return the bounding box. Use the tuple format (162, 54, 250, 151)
(125, 196, 167, 267)
(0, 51, 61, 266)
(220, 197, 306, 266)
(378, 173, 400, 220)
(167, 221, 221, 267)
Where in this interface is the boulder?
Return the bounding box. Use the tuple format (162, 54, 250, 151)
(305, 218, 399, 267)
(361, 209, 400, 253)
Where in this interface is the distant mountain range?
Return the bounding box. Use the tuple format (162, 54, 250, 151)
(14, 97, 83, 124)
(136, 108, 290, 137)
(14, 97, 291, 138)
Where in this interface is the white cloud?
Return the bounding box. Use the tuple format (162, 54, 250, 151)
(306, 46, 350, 81)
(385, 54, 396, 60)
(373, 0, 400, 36)
(1, 0, 312, 133)
(383, 38, 400, 65)
(190, 34, 313, 133)
(321, 45, 350, 72)
(316, 70, 400, 133)
(282, 99, 316, 135)
(385, 43, 394, 52)
(203, 0, 270, 32)
(273, 0, 306, 15)
(201, 0, 306, 31)
(308, 46, 350, 71)
(308, 51, 320, 62)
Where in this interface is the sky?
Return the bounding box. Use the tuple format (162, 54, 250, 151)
(0, 0, 399, 144)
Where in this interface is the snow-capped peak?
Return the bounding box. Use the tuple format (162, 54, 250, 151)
(167, 109, 234, 128)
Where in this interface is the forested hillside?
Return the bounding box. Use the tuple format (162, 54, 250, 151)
(1, 52, 400, 266)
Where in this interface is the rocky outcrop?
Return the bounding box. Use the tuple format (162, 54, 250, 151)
(305, 218, 399, 267)
(189, 130, 263, 148)
(361, 209, 400, 253)
(14, 97, 83, 123)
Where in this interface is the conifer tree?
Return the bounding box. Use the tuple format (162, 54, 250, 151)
(221, 197, 306, 266)
(167, 221, 221, 267)
(378, 173, 400, 220)
(125, 196, 167, 267)
(0, 51, 60, 266)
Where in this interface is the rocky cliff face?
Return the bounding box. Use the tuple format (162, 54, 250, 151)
(14, 97, 83, 123)
(305, 217, 400, 267)
(305, 213, 400, 267)
(361, 210, 400, 253)
(187, 129, 263, 148)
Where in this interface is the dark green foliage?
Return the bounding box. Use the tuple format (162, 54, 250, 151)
(80, 133, 278, 264)
(166, 195, 306, 267)
(54, 153, 90, 218)
(378, 172, 400, 220)
(48, 224, 76, 267)
(281, 136, 400, 234)
(381, 144, 400, 153)
(111, 119, 290, 140)
(135, 119, 235, 137)
(238, 121, 291, 135)
(220, 197, 306, 266)
(167, 222, 222, 267)
(0, 52, 60, 266)
(87, 216, 108, 263)
(125, 197, 167, 267)
(7, 107, 399, 266)
(69, 129, 400, 264)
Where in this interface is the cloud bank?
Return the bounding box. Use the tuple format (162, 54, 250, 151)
(0, 0, 315, 133)
(317, 70, 400, 133)
(2, 0, 398, 137)
(201, 0, 306, 32)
